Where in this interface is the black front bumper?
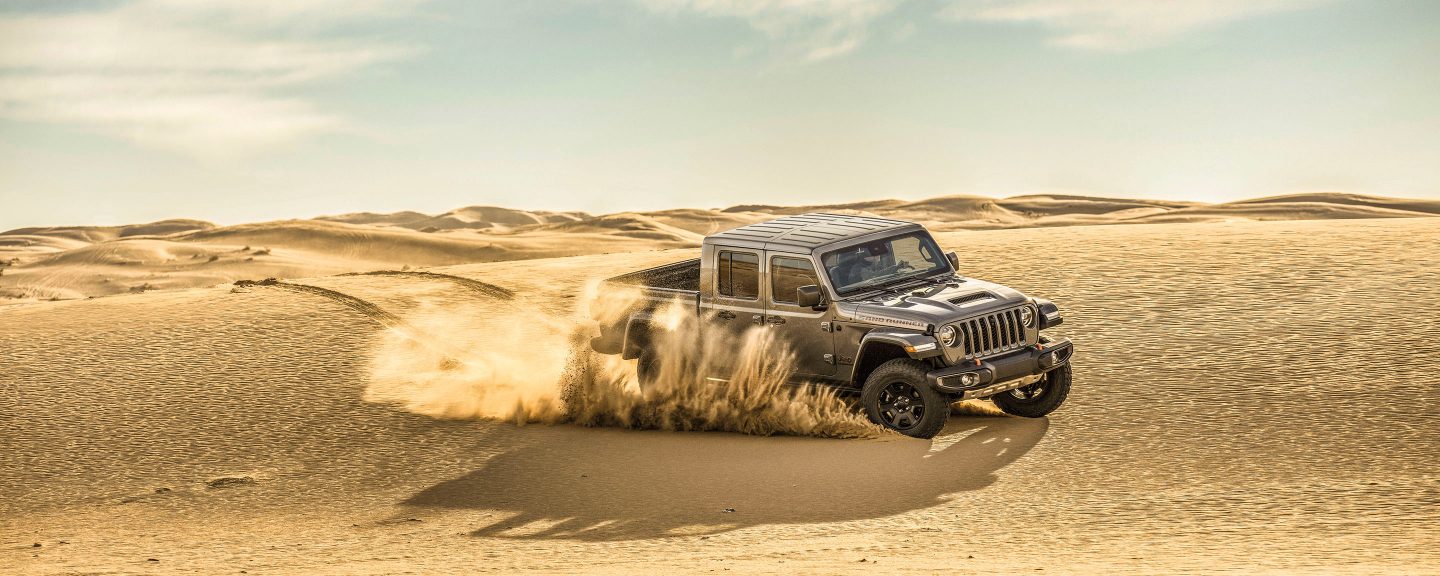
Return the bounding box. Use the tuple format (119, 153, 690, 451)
(926, 338, 1073, 399)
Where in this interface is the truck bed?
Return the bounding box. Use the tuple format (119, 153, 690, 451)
(604, 258, 701, 292)
(592, 259, 702, 356)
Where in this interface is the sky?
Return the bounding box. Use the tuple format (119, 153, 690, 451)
(1, 0, 1437, 229)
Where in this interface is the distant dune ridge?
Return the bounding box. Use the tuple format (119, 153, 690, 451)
(2, 192, 1437, 300)
(317, 206, 590, 232)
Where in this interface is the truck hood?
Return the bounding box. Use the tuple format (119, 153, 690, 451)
(835, 276, 1029, 330)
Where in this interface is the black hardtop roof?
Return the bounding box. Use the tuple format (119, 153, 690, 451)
(705, 212, 921, 252)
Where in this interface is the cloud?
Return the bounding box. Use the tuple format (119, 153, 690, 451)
(0, 0, 422, 158)
(938, 0, 1329, 50)
(636, 0, 902, 62)
(636, 0, 1333, 59)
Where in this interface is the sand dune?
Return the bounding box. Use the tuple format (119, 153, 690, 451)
(1119, 200, 1440, 224)
(0, 219, 696, 300)
(728, 194, 1203, 231)
(3, 219, 215, 242)
(730, 192, 1440, 230)
(3, 217, 1436, 574)
(1227, 192, 1440, 213)
(3, 192, 1437, 302)
(623, 208, 767, 236)
(303, 192, 1440, 237)
(0, 235, 92, 258)
(319, 206, 590, 232)
(534, 213, 704, 242)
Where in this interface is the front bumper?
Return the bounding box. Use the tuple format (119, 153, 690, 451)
(927, 337, 1073, 399)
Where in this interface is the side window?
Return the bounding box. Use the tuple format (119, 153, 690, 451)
(771, 256, 819, 305)
(717, 251, 759, 300)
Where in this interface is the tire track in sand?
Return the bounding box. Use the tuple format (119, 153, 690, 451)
(340, 270, 514, 300)
(233, 278, 405, 329)
(230, 278, 503, 370)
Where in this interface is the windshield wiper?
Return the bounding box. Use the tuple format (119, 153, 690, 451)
(843, 265, 954, 297)
(926, 273, 960, 286)
(844, 278, 905, 298)
(881, 273, 958, 298)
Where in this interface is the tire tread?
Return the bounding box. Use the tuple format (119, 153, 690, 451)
(861, 358, 950, 439)
(991, 363, 1071, 418)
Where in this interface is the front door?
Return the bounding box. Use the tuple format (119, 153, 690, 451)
(764, 253, 837, 378)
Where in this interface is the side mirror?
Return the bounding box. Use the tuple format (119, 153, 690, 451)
(945, 251, 960, 271)
(796, 285, 824, 309)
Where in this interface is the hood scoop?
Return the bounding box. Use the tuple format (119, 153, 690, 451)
(948, 292, 996, 307)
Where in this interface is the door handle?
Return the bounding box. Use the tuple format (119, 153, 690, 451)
(752, 314, 765, 325)
(716, 310, 736, 320)
(766, 316, 786, 325)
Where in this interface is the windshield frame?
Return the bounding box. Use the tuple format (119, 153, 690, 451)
(819, 231, 952, 297)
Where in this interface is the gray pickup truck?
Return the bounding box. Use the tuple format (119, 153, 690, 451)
(590, 213, 1073, 438)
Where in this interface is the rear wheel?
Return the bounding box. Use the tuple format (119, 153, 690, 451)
(991, 363, 1071, 418)
(861, 359, 950, 439)
(635, 352, 660, 392)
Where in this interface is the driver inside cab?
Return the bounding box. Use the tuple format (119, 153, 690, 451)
(834, 242, 893, 287)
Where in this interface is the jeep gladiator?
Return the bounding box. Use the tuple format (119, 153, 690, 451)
(590, 213, 1073, 438)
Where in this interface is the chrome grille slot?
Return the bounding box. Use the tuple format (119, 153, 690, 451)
(986, 316, 998, 352)
(957, 306, 1030, 359)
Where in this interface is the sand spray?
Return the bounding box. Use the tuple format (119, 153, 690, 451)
(363, 283, 884, 438)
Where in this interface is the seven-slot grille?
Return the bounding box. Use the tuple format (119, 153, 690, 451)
(956, 307, 1029, 359)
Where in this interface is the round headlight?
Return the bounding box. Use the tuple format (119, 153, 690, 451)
(1020, 306, 1035, 328)
(937, 324, 958, 347)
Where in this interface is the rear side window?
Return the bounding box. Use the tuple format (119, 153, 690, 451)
(717, 251, 759, 299)
(770, 256, 818, 305)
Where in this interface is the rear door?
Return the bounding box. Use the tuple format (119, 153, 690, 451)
(763, 253, 837, 378)
(709, 247, 765, 346)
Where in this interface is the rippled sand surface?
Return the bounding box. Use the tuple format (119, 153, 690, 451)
(2, 218, 1437, 574)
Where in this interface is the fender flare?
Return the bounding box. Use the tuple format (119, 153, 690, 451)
(858, 329, 943, 360)
(1033, 297, 1063, 329)
(848, 329, 942, 385)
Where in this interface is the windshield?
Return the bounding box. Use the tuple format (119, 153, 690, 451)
(821, 231, 950, 296)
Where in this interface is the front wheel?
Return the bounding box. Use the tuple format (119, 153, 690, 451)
(991, 363, 1071, 418)
(861, 359, 951, 439)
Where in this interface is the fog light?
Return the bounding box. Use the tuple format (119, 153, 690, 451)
(960, 373, 979, 386)
(1041, 352, 1058, 366)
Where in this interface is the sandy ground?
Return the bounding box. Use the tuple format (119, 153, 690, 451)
(3, 217, 1439, 574)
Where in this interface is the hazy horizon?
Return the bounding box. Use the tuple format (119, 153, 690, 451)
(7, 189, 1440, 231)
(3, 0, 1438, 230)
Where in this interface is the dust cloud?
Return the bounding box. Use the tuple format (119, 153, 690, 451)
(363, 286, 884, 438)
(363, 299, 571, 425)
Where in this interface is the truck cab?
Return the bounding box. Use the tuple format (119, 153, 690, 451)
(592, 213, 1074, 438)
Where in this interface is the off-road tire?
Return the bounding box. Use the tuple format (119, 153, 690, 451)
(635, 352, 660, 392)
(991, 363, 1071, 418)
(861, 359, 951, 439)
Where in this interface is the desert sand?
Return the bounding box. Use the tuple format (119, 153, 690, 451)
(5, 192, 1440, 302)
(3, 208, 1439, 574)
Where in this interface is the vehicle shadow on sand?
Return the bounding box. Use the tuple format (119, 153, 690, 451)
(402, 416, 1048, 541)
